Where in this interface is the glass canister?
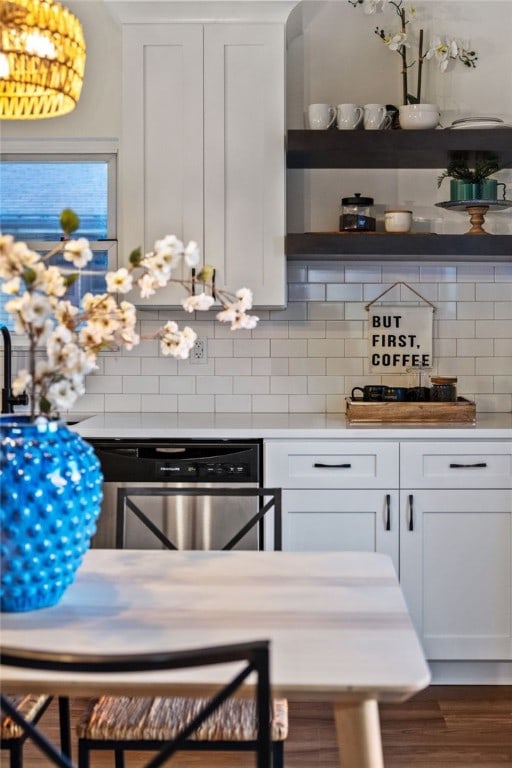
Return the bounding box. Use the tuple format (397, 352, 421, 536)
(431, 376, 457, 402)
(340, 193, 376, 232)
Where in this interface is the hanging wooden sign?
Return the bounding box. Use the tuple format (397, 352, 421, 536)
(368, 305, 434, 372)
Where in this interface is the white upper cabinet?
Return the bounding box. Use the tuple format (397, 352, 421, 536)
(116, 3, 294, 308)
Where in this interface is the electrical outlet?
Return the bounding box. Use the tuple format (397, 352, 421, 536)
(190, 337, 208, 364)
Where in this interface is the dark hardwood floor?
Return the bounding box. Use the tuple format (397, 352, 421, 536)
(9, 686, 512, 767)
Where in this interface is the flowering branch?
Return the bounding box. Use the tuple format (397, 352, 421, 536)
(349, 0, 478, 105)
(0, 209, 259, 419)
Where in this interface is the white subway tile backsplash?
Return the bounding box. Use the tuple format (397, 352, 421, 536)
(457, 302, 494, 320)
(141, 394, 178, 412)
(252, 357, 289, 376)
(234, 377, 270, 395)
(289, 321, 326, 339)
(477, 283, 512, 301)
(308, 302, 345, 320)
(104, 356, 141, 375)
(290, 394, 327, 412)
(475, 356, 512, 375)
(252, 394, 289, 412)
(79, 265, 511, 417)
(197, 376, 233, 395)
(307, 376, 345, 394)
(214, 358, 251, 376)
(214, 395, 252, 412)
(123, 376, 159, 394)
(160, 376, 195, 394)
(289, 357, 326, 375)
(271, 376, 307, 395)
(271, 339, 307, 358)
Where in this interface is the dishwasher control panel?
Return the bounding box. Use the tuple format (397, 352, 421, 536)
(90, 440, 261, 483)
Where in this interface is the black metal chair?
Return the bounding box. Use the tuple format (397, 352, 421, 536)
(115, 486, 283, 551)
(1, 640, 274, 768)
(77, 486, 287, 767)
(1, 694, 71, 768)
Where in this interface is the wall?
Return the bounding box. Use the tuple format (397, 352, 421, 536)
(3, 1, 512, 415)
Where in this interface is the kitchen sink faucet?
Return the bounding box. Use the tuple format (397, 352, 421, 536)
(1, 325, 28, 414)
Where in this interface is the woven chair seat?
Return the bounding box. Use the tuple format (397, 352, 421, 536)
(77, 695, 288, 743)
(1, 695, 51, 740)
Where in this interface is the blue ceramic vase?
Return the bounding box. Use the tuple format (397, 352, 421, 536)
(0, 416, 103, 612)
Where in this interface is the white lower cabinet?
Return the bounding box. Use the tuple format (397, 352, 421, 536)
(264, 438, 512, 666)
(400, 441, 512, 662)
(399, 488, 511, 660)
(264, 441, 399, 573)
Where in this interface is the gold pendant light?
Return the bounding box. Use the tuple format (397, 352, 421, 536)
(0, 0, 86, 119)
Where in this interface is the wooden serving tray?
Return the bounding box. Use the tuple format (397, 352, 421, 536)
(346, 397, 476, 424)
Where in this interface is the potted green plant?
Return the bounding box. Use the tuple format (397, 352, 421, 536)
(437, 154, 507, 202)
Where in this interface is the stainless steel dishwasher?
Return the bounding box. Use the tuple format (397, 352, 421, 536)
(89, 439, 269, 550)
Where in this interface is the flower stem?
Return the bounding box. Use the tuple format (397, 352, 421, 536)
(417, 29, 424, 103)
(399, 8, 408, 104)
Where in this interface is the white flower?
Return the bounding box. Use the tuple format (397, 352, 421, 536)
(1, 276, 20, 295)
(46, 379, 82, 411)
(1, 211, 257, 419)
(106, 268, 134, 294)
(184, 241, 200, 268)
(41, 265, 67, 297)
(63, 238, 93, 269)
(384, 32, 409, 52)
(426, 36, 458, 71)
(182, 293, 215, 313)
(235, 288, 254, 312)
(138, 273, 159, 298)
(12, 369, 31, 396)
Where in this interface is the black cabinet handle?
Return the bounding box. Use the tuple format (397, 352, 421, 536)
(449, 462, 487, 469)
(313, 462, 352, 468)
(408, 494, 414, 531)
(385, 494, 391, 531)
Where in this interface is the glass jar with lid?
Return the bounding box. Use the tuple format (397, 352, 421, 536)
(430, 376, 457, 402)
(339, 193, 376, 232)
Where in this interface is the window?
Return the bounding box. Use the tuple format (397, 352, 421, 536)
(0, 154, 117, 332)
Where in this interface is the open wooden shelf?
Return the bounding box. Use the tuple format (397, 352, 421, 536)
(286, 129, 512, 261)
(286, 128, 512, 169)
(286, 233, 512, 260)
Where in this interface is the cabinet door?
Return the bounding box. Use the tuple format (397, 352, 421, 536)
(204, 24, 286, 307)
(283, 489, 399, 574)
(400, 489, 512, 660)
(121, 24, 204, 306)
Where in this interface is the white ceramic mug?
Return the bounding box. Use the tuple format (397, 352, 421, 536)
(308, 103, 336, 130)
(384, 209, 413, 233)
(336, 103, 364, 130)
(364, 103, 392, 130)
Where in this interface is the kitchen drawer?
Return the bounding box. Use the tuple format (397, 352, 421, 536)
(401, 441, 512, 489)
(264, 441, 398, 489)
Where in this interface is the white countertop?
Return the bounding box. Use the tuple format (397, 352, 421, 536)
(72, 411, 512, 440)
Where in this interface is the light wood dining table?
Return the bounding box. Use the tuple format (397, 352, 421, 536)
(0, 549, 430, 768)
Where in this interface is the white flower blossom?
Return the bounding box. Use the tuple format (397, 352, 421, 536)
(2, 212, 257, 419)
(351, 0, 478, 103)
(182, 293, 215, 313)
(385, 32, 408, 52)
(105, 268, 134, 294)
(63, 238, 93, 269)
(184, 241, 200, 268)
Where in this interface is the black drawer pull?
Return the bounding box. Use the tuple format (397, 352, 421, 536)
(449, 462, 487, 469)
(385, 494, 391, 531)
(313, 462, 352, 469)
(408, 494, 414, 531)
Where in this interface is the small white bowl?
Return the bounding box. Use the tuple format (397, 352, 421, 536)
(399, 104, 439, 130)
(384, 210, 413, 233)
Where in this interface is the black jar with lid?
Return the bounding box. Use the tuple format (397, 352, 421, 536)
(431, 376, 457, 402)
(340, 193, 376, 232)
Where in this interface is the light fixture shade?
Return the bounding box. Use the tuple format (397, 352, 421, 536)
(0, 0, 86, 119)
